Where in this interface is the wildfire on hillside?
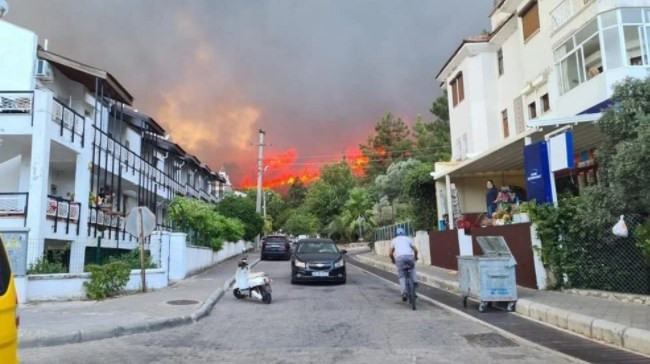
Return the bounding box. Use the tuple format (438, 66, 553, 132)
(240, 147, 368, 190)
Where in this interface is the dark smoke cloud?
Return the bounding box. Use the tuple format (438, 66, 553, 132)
(7, 0, 492, 185)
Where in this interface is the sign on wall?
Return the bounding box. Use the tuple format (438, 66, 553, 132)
(0, 231, 28, 276)
(524, 141, 553, 204)
(549, 131, 575, 172)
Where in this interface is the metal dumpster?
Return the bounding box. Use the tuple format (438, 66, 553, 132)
(458, 236, 517, 313)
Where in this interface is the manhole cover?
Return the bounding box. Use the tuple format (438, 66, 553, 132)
(463, 333, 519, 348)
(166, 300, 199, 305)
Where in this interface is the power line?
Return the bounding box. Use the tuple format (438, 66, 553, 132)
(266, 146, 452, 161)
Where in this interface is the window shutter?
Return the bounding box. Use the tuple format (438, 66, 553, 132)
(521, 2, 540, 41)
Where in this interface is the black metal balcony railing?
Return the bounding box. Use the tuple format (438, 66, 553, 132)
(46, 195, 81, 235)
(0, 91, 34, 126)
(0, 192, 29, 227)
(52, 98, 85, 147)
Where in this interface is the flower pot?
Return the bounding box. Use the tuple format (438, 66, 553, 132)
(519, 213, 531, 223)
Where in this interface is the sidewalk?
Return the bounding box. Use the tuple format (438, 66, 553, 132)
(18, 253, 259, 349)
(353, 252, 650, 357)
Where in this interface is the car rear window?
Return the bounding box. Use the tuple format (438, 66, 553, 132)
(265, 237, 287, 243)
(297, 242, 338, 254)
(0, 239, 11, 296)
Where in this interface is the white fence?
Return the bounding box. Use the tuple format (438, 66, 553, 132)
(15, 231, 251, 302)
(372, 230, 431, 265)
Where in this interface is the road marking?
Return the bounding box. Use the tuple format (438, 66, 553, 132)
(347, 263, 588, 364)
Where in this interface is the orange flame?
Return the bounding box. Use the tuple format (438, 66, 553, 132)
(240, 147, 367, 190)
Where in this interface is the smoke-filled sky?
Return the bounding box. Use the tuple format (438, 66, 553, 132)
(7, 1, 492, 187)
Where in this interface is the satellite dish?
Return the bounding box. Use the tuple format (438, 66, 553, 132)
(0, 0, 9, 18)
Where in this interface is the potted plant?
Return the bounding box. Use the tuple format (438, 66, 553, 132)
(517, 201, 532, 223)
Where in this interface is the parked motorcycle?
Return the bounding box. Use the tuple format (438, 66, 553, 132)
(233, 255, 272, 304)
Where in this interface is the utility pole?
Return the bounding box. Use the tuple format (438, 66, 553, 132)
(255, 129, 266, 214)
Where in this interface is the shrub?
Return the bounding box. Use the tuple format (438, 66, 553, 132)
(216, 196, 264, 241)
(84, 261, 131, 300)
(108, 249, 156, 270)
(27, 251, 67, 274)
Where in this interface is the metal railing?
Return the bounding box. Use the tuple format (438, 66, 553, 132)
(52, 98, 85, 146)
(375, 221, 414, 241)
(551, 0, 592, 32)
(0, 91, 34, 125)
(46, 195, 81, 235)
(0, 192, 29, 226)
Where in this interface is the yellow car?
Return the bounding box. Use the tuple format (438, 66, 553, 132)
(0, 236, 18, 364)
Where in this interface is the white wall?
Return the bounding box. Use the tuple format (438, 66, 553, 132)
(48, 165, 76, 199)
(0, 156, 22, 192)
(0, 20, 37, 91)
(24, 269, 167, 302)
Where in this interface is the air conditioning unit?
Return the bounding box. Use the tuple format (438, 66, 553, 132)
(35, 60, 54, 82)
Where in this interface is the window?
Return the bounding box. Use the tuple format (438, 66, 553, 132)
(528, 101, 537, 119)
(497, 48, 504, 76)
(521, 1, 540, 41)
(501, 109, 509, 138)
(555, 19, 602, 94)
(541, 94, 550, 113)
(449, 72, 465, 107)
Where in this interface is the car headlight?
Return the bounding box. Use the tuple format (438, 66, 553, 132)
(334, 259, 345, 268)
(294, 260, 306, 269)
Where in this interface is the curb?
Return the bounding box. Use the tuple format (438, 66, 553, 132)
(353, 254, 650, 357)
(19, 257, 260, 349)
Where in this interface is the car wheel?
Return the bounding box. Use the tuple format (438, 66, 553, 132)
(233, 288, 245, 299)
(260, 255, 266, 261)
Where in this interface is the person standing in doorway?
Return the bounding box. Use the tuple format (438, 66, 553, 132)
(486, 180, 498, 218)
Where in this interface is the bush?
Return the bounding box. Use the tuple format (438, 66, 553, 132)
(27, 251, 67, 274)
(216, 196, 264, 241)
(84, 261, 130, 300)
(168, 197, 245, 250)
(108, 249, 156, 270)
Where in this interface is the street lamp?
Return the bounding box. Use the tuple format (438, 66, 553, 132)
(0, 0, 9, 18)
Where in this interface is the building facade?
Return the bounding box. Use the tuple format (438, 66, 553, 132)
(0, 20, 226, 274)
(434, 0, 650, 226)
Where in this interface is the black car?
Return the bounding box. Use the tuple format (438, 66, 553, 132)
(261, 235, 291, 260)
(291, 239, 347, 284)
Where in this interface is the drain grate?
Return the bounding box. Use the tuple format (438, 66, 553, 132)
(166, 299, 199, 305)
(463, 333, 519, 348)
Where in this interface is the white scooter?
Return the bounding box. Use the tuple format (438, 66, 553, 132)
(233, 255, 272, 304)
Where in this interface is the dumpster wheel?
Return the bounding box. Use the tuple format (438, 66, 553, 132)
(507, 301, 516, 312)
(478, 301, 488, 313)
(462, 296, 468, 308)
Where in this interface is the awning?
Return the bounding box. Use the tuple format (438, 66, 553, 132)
(38, 49, 134, 105)
(434, 118, 604, 180)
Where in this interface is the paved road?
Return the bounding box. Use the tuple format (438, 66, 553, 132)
(20, 260, 574, 364)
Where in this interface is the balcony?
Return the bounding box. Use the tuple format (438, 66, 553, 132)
(0, 192, 28, 227)
(46, 195, 81, 235)
(551, 0, 594, 32)
(52, 98, 85, 147)
(0, 91, 34, 129)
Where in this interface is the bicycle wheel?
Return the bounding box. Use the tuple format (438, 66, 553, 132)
(406, 278, 416, 310)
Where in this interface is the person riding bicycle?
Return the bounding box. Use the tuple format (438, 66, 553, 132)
(389, 228, 419, 302)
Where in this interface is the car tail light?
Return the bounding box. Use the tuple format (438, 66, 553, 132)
(15, 297, 19, 328)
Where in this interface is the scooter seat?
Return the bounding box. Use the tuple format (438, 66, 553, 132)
(249, 272, 266, 278)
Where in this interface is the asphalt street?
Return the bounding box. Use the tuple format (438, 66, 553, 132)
(20, 259, 575, 364)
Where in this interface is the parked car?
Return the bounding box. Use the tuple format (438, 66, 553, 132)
(291, 239, 347, 284)
(0, 236, 19, 364)
(261, 235, 291, 260)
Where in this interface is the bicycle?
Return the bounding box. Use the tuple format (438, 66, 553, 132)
(402, 260, 416, 311)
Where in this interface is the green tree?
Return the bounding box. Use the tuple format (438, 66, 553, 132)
(359, 112, 413, 179)
(288, 179, 308, 207)
(304, 162, 357, 229)
(429, 90, 449, 122)
(592, 76, 650, 216)
(412, 115, 451, 164)
(374, 159, 422, 204)
(282, 210, 320, 236)
(243, 188, 287, 229)
(403, 163, 438, 231)
(326, 188, 376, 242)
(215, 196, 264, 241)
(167, 197, 245, 250)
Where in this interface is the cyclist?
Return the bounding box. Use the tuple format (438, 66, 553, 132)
(389, 228, 419, 302)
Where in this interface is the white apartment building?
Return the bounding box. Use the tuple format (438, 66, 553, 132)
(434, 0, 650, 226)
(0, 20, 226, 275)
